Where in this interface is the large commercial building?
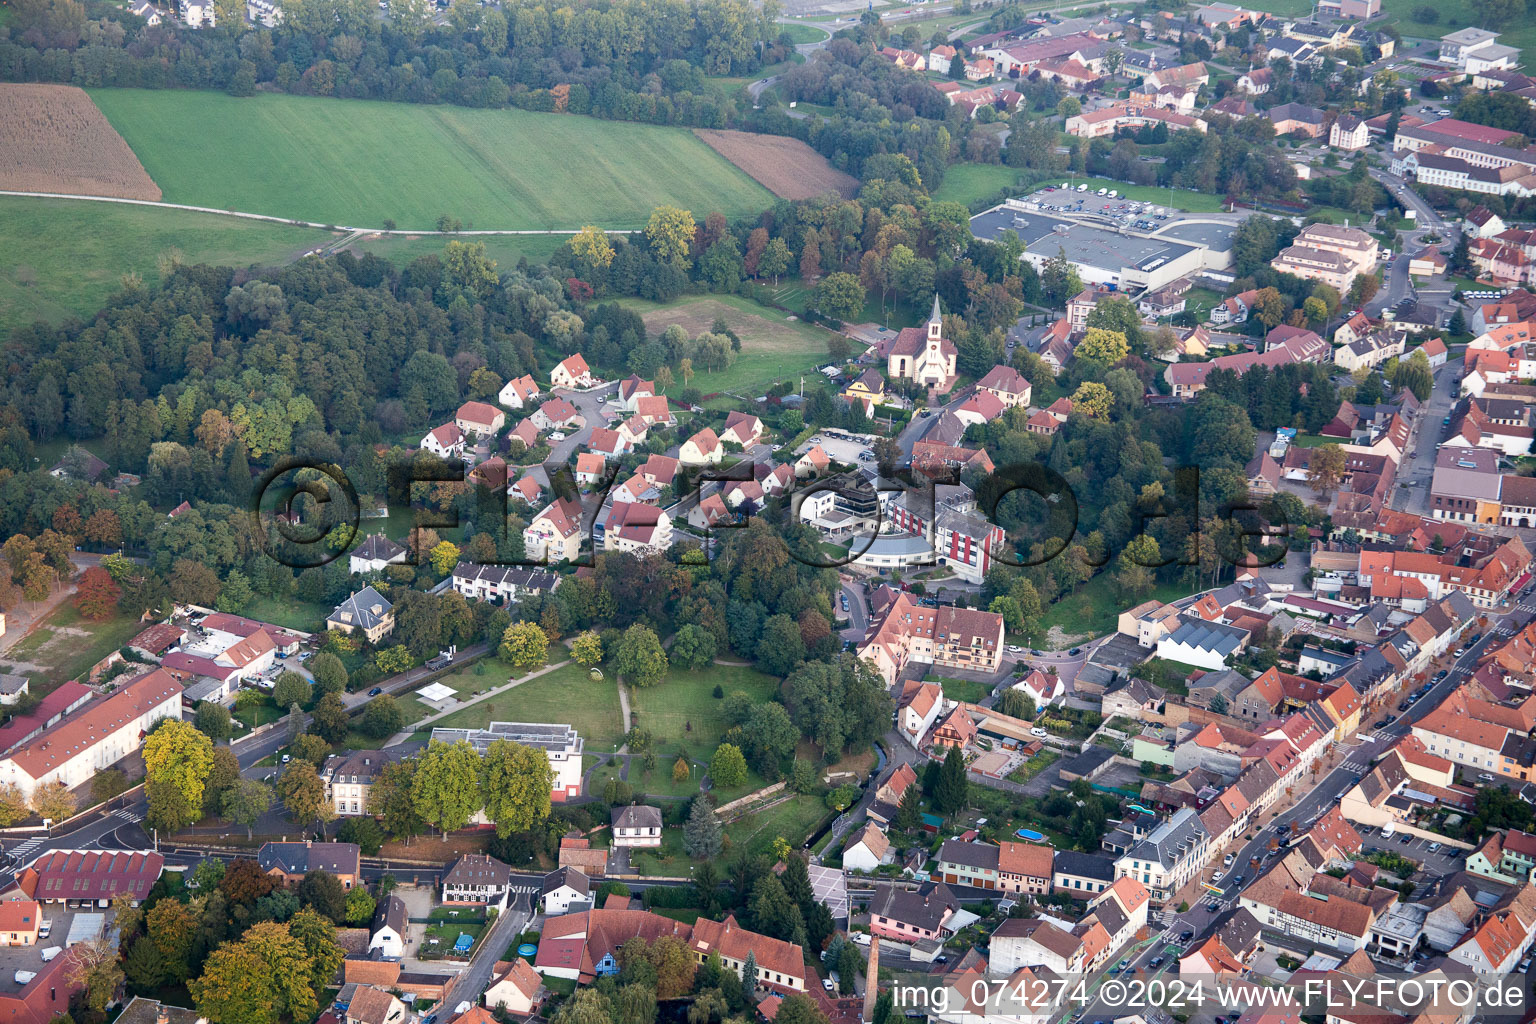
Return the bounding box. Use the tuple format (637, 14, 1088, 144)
(969, 196, 1237, 293)
(0, 670, 182, 800)
(431, 722, 584, 801)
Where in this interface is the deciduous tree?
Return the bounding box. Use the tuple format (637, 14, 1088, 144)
(412, 740, 484, 840)
(499, 621, 549, 670)
(481, 738, 554, 837)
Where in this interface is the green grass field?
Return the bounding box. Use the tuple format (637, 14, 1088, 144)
(0, 196, 335, 333)
(345, 233, 571, 270)
(932, 165, 1229, 214)
(624, 293, 838, 395)
(88, 89, 774, 231)
(629, 664, 780, 761)
(778, 22, 830, 43)
(413, 662, 626, 752)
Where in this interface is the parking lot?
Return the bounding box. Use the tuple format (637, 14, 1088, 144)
(0, 905, 97, 988)
(1356, 826, 1465, 877)
(798, 433, 875, 469)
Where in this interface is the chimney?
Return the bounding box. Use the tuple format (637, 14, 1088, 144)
(157, 1009, 170, 1024)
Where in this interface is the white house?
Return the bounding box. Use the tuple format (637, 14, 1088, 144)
(611, 804, 663, 847)
(550, 354, 595, 390)
(895, 680, 946, 749)
(349, 534, 407, 575)
(541, 866, 591, 915)
(483, 960, 544, 1015)
(369, 895, 406, 959)
(420, 422, 465, 459)
(523, 498, 584, 564)
(498, 374, 540, 410)
(602, 502, 673, 555)
(680, 428, 723, 466)
(720, 411, 763, 448)
(1013, 669, 1065, 708)
(843, 822, 892, 872)
(442, 854, 514, 909)
(455, 401, 506, 439)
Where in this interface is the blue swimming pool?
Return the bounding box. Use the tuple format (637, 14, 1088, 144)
(1015, 828, 1046, 842)
(517, 943, 537, 957)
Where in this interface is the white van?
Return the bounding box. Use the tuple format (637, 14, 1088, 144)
(1107, 190, 1119, 198)
(1096, 187, 1108, 196)
(38, 948, 61, 963)
(1077, 184, 1088, 192)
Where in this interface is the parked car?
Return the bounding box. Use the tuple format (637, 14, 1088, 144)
(1007, 644, 1023, 653)
(281, 754, 291, 764)
(1068, 647, 1081, 655)
(822, 980, 835, 992)
(368, 687, 383, 696)
(1399, 833, 1413, 845)
(1478, 773, 1496, 782)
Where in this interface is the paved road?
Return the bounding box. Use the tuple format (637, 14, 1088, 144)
(547, 382, 618, 465)
(1393, 363, 1462, 517)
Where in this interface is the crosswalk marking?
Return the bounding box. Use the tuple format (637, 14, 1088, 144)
(109, 809, 143, 823)
(7, 838, 45, 863)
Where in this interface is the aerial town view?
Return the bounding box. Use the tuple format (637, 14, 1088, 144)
(14, 0, 1536, 1021)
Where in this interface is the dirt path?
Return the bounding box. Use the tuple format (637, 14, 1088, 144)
(0, 190, 633, 236)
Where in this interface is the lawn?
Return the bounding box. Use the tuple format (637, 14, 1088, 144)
(1038, 574, 1190, 642)
(932, 166, 1229, 214)
(929, 676, 992, 704)
(1, 604, 145, 690)
(88, 89, 774, 231)
(778, 22, 829, 43)
(412, 662, 626, 754)
(345, 232, 572, 271)
(623, 293, 839, 395)
(724, 794, 834, 858)
(241, 596, 332, 633)
(0, 195, 335, 333)
(629, 664, 780, 761)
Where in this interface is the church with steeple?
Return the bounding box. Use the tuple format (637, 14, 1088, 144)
(886, 294, 957, 395)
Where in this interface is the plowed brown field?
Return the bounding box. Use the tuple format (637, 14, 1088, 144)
(693, 128, 858, 200)
(0, 84, 161, 200)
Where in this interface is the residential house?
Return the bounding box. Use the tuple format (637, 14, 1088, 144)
(611, 805, 662, 848)
(843, 823, 892, 872)
(456, 401, 505, 439)
(720, 411, 762, 448)
(975, 365, 1032, 408)
(680, 428, 723, 466)
(450, 563, 558, 605)
(541, 867, 591, 916)
(326, 586, 394, 644)
(531, 399, 583, 432)
(602, 502, 673, 555)
(523, 498, 585, 564)
(498, 374, 541, 410)
(421, 423, 465, 459)
(1330, 114, 1369, 150)
(550, 354, 595, 390)
(258, 841, 361, 889)
(349, 534, 407, 575)
(868, 881, 959, 945)
(482, 960, 544, 1015)
(443, 855, 514, 908)
(370, 895, 407, 959)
